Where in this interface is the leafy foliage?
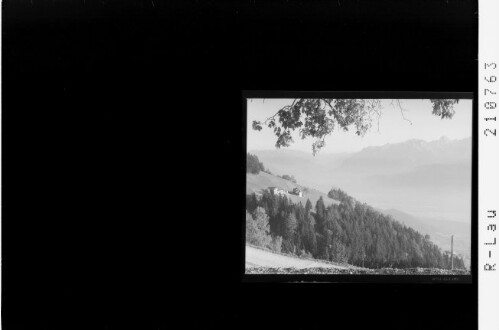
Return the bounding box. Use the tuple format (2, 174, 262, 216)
(245, 209, 270, 248)
(246, 207, 283, 253)
(252, 99, 459, 155)
(430, 99, 459, 119)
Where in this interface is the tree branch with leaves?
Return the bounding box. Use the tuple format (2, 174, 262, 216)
(252, 98, 459, 155)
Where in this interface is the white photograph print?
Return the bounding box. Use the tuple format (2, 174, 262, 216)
(245, 98, 472, 276)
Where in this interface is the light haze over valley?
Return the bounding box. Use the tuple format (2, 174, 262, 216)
(249, 136, 471, 224)
(247, 99, 472, 263)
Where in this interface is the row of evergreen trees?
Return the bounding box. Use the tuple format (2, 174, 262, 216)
(246, 191, 466, 270)
(247, 153, 265, 174)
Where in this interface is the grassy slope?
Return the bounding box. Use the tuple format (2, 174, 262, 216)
(245, 245, 352, 270)
(245, 245, 470, 275)
(246, 171, 340, 207)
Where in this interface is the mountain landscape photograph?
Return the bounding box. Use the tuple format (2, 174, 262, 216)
(245, 98, 472, 276)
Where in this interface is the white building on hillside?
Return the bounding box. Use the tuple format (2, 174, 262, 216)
(269, 187, 286, 196)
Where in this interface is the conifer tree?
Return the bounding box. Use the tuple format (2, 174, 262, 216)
(282, 212, 298, 253)
(315, 196, 326, 234)
(305, 199, 313, 215)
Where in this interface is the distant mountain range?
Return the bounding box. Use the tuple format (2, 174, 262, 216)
(250, 136, 471, 193)
(335, 136, 471, 177)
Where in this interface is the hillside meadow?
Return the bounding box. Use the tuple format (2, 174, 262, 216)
(246, 171, 340, 208)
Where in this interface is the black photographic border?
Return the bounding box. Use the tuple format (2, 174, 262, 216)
(241, 90, 475, 284)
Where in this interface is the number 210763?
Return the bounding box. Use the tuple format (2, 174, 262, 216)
(484, 63, 497, 137)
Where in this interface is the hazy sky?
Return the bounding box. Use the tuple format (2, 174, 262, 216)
(247, 98, 472, 154)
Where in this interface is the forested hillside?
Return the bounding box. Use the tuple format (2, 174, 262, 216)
(246, 190, 466, 270)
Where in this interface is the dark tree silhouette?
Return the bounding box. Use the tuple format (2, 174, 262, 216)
(252, 99, 459, 155)
(247, 152, 265, 174)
